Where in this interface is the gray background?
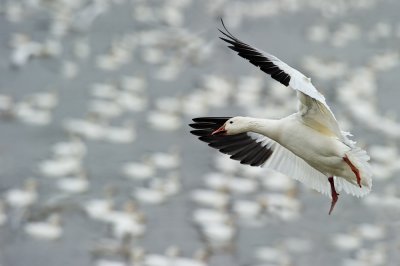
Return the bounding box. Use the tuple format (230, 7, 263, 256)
(1, 0, 400, 265)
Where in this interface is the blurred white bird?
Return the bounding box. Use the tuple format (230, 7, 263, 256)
(133, 187, 166, 205)
(104, 122, 136, 143)
(190, 189, 230, 208)
(51, 138, 87, 158)
(147, 111, 181, 131)
(95, 259, 126, 266)
(24, 214, 62, 240)
(106, 201, 146, 239)
(149, 150, 181, 169)
(357, 223, 386, 240)
(84, 187, 115, 221)
(254, 246, 291, 265)
(122, 160, 155, 180)
(5, 178, 38, 208)
(232, 199, 263, 220)
(84, 198, 114, 222)
(39, 157, 82, 178)
(201, 219, 236, 250)
(56, 172, 89, 194)
(192, 208, 230, 226)
(332, 233, 362, 251)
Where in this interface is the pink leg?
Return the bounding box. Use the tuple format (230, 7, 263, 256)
(343, 155, 361, 188)
(328, 177, 339, 215)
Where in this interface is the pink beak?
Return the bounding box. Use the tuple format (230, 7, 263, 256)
(211, 124, 226, 135)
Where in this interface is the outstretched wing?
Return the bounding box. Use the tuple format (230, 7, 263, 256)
(189, 117, 368, 197)
(190, 117, 273, 166)
(190, 117, 331, 196)
(219, 19, 342, 138)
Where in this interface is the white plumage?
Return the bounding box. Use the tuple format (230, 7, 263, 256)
(190, 20, 372, 214)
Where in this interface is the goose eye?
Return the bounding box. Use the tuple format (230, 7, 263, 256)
(229, 121, 233, 124)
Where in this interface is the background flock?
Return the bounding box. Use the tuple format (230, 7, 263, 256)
(1, 0, 400, 265)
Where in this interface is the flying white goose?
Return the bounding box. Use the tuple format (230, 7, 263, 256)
(189, 20, 372, 214)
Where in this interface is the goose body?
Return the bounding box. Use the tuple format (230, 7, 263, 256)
(189, 20, 372, 214)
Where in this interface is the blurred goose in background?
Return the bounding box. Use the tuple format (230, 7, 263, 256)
(192, 208, 231, 226)
(144, 247, 208, 266)
(255, 245, 291, 265)
(201, 218, 236, 251)
(24, 213, 62, 240)
(204, 172, 258, 194)
(51, 137, 87, 158)
(190, 189, 230, 209)
(15, 101, 52, 125)
(232, 199, 264, 222)
(122, 159, 155, 180)
(94, 259, 126, 266)
(104, 121, 136, 143)
(149, 148, 181, 170)
(147, 110, 182, 131)
(88, 99, 123, 119)
(357, 223, 386, 240)
(107, 201, 146, 239)
(56, 170, 89, 194)
(190, 20, 372, 214)
(331, 232, 362, 251)
(5, 178, 38, 208)
(84, 187, 115, 221)
(39, 156, 82, 178)
(133, 186, 166, 205)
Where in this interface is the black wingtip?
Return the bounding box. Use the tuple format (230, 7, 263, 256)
(220, 17, 228, 34)
(190, 129, 212, 137)
(218, 18, 238, 41)
(192, 117, 231, 123)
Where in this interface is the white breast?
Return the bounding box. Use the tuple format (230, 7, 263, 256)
(278, 116, 350, 176)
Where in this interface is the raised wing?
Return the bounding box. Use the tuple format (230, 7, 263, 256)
(219, 20, 342, 138)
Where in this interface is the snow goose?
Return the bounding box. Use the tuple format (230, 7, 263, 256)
(56, 171, 89, 194)
(201, 219, 236, 251)
(232, 199, 263, 220)
(255, 246, 291, 265)
(357, 223, 386, 241)
(5, 178, 38, 208)
(192, 208, 230, 226)
(190, 189, 230, 209)
(122, 159, 155, 180)
(39, 156, 82, 178)
(149, 149, 181, 170)
(24, 214, 62, 240)
(133, 186, 166, 205)
(108, 201, 146, 239)
(51, 137, 87, 158)
(189, 20, 372, 214)
(95, 259, 126, 266)
(104, 121, 136, 143)
(331, 233, 362, 251)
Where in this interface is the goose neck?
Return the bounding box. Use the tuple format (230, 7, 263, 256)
(246, 118, 281, 141)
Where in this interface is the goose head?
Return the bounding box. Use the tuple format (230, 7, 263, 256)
(212, 116, 248, 135)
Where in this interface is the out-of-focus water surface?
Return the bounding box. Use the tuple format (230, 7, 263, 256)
(1, 0, 400, 265)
